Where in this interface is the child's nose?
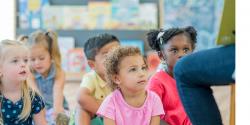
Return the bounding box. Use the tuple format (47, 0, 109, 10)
(178, 51, 186, 58)
(138, 69, 146, 77)
(20, 61, 26, 67)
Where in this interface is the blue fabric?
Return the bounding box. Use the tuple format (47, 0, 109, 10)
(35, 64, 68, 110)
(174, 44, 235, 125)
(1, 92, 45, 125)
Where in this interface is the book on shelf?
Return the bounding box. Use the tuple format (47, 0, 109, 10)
(20, 0, 50, 29)
(63, 6, 88, 29)
(111, 5, 140, 29)
(42, 6, 64, 29)
(120, 40, 144, 55)
(58, 36, 75, 72)
(88, 1, 112, 29)
(139, 3, 157, 29)
(67, 48, 89, 73)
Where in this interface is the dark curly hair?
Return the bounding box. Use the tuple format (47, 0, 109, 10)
(104, 46, 145, 91)
(84, 33, 120, 60)
(147, 26, 197, 52)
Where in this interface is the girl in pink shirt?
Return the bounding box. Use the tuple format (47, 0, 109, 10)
(97, 46, 164, 125)
(147, 26, 197, 125)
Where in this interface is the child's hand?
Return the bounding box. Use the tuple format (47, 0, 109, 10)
(53, 107, 65, 120)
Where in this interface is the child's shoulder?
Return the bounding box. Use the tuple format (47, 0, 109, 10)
(29, 90, 45, 112)
(151, 70, 173, 82)
(29, 90, 43, 101)
(80, 70, 101, 87)
(100, 89, 118, 99)
(109, 90, 126, 102)
(148, 90, 158, 95)
(100, 90, 117, 104)
(147, 90, 162, 101)
(154, 70, 168, 77)
(82, 70, 95, 77)
(82, 70, 101, 81)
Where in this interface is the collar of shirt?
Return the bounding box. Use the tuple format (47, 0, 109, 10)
(93, 70, 108, 88)
(34, 64, 56, 80)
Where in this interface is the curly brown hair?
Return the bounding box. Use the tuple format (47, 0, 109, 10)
(104, 46, 146, 91)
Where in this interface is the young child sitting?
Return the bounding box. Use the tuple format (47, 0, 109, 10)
(97, 46, 165, 125)
(0, 40, 47, 125)
(76, 33, 120, 125)
(146, 26, 197, 125)
(27, 30, 69, 125)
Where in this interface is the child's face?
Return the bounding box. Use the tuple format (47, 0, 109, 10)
(92, 41, 120, 80)
(162, 34, 193, 70)
(0, 46, 29, 84)
(115, 55, 148, 93)
(30, 44, 52, 77)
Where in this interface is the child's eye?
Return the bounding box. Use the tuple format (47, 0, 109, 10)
(24, 59, 28, 63)
(31, 58, 35, 62)
(170, 48, 178, 54)
(129, 67, 137, 72)
(12, 59, 18, 63)
(183, 48, 191, 53)
(39, 57, 45, 60)
(142, 66, 148, 71)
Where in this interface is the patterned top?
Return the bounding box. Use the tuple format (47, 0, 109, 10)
(1, 92, 45, 125)
(34, 64, 68, 109)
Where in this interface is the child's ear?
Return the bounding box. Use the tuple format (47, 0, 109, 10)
(0, 67, 2, 77)
(0, 70, 3, 77)
(87, 60, 95, 69)
(157, 51, 164, 61)
(112, 75, 121, 85)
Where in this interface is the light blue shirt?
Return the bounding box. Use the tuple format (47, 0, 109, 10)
(35, 64, 68, 110)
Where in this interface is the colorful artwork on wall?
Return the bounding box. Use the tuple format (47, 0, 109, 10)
(163, 0, 224, 50)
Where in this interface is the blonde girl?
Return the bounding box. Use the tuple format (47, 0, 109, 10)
(97, 46, 164, 125)
(0, 40, 46, 125)
(27, 30, 69, 124)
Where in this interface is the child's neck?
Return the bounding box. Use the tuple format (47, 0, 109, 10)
(41, 70, 50, 78)
(167, 70, 173, 77)
(40, 64, 53, 78)
(120, 89, 147, 108)
(1, 82, 22, 103)
(165, 66, 173, 77)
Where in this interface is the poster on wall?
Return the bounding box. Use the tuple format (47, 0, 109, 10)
(120, 40, 144, 55)
(58, 36, 75, 72)
(42, 6, 64, 29)
(163, 0, 224, 50)
(19, 0, 49, 29)
(19, 0, 158, 30)
(139, 3, 157, 29)
(88, 1, 112, 29)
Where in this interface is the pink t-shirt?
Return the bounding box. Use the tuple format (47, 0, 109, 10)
(97, 89, 165, 125)
(148, 70, 192, 125)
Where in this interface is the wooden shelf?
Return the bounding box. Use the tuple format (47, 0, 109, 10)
(16, 29, 151, 50)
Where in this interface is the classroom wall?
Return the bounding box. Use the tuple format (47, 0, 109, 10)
(0, 0, 15, 41)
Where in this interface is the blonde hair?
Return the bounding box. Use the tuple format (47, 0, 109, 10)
(27, 30, 62, 73)
(104, 46, 146, 91)
(0, 40, 36, 123)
